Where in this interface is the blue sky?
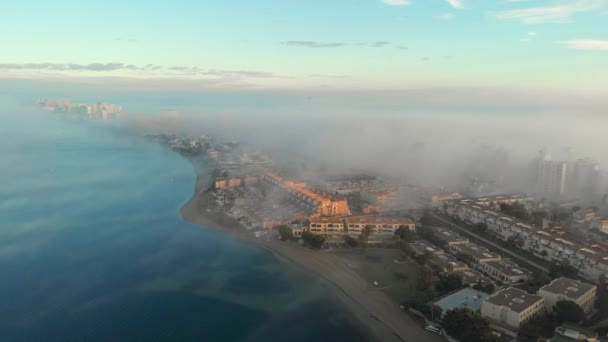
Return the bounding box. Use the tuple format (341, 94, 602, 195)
(0, 0, 606, 92)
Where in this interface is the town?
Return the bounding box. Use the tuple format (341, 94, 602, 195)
(191, 139, 608, 342)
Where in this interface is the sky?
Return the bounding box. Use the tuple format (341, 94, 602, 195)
(0, 0, 606, 93)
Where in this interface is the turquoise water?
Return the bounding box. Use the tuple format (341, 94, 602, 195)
(0, 108, 370, 341)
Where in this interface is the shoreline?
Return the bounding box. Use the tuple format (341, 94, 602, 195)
(180, 166, 443, 342)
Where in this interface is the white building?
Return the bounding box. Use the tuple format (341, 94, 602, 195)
(538, 277, 597, 314)
(481, 287, 545, 329)
(479, 259, 532, 284)
(448, 242, 502, 265)
(530, 151, 568, 200)
(445, 198, 608, 284)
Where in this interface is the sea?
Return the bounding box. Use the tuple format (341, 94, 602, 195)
(0, 96, 371, 341)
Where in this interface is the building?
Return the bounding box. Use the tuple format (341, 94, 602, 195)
(361, 188, 398, 205)
(262, 173, 350, 217)
(481, 287, 545, 329)
(591, 218, 608, 234)
(538, 277, 597, 314)
(431, 192, 463, 207)
(479, 259, 532, 284)
(344, 216, 415, 237)
(530, 151, 569, 200)
(448, 242, 502, 265)
(569, 159, 602, 201)
(433, 288, 489, 315)
(308, 217, 345, 235)
(549, 323, 599, 342)
(574, 208, 596, 223)
(428, 254, 469, 273)
(432, 227, 469, 246)
(409, 240, 444, 256)
(454, 269, 494, 288)
(215, 176, 259, 189)
(445, 198, 608, 283)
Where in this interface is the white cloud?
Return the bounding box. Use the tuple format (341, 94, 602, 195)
(446, 0, 464, 9)
(437, 13, 454, 20)
(382, 0, 411, 5)
(495, 0, 607, 24)
(562, 39, 608, 51)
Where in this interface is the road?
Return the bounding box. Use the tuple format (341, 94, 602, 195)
(430, 212, 550, 274)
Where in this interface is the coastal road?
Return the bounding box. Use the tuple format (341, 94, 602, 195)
(430, 212, 550, 274)
(260, 240, 445, 342)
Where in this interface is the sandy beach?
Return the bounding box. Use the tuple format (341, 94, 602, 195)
(180, 172, 443, 342)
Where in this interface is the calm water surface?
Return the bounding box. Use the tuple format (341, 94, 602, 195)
(0, 107, 370, 341)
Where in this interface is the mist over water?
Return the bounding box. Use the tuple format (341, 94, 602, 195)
(0, 100, 369, 341)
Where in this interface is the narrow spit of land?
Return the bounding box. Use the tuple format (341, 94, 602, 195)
(180, 170, 443, 342)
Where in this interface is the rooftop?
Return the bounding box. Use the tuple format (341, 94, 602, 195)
(434, 288, 489, 313)
(310, 216, 344, 225)
(484, 287, 543, 313)
(484, 260, 532, 277)
(433, 227, 469, 244)
(409, 240, 444, 255)
(429, 254, 469, 269)
(539, 277, 596, 300)
(345, 216, 414, 226)
(452, 243, 502, 261)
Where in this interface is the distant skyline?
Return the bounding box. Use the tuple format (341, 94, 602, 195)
(1, 0, 607, 92)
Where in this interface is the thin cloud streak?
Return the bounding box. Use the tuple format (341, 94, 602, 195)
(495, 0, 607, 24)
(562, 39, 608, 51)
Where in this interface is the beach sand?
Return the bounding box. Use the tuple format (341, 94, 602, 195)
(180, 173, 443, 342)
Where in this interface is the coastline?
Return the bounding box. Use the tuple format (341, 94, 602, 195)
(180, 166, 443, 342)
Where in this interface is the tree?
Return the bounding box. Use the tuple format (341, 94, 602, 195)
(344, 235, 359, 247)
(359, 225, 373, 245)
(441, 308, 498, 342)
(554, 300, 584, 324)
(310, 234, 326, 249)
(549, 261, 578, 279)
(473, 279, 495, 294)
(436, 273, 463, 294)
(456, 251, 474, 265)
(518, 315, 556, 342)
(475, 222, 488, 233)
(301, 231, 314, 246)
(394, 226, 414, 242)
(277, 225, 293, 241)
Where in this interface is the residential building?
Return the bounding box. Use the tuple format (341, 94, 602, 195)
(530, 151, 569, 200)
(454, 269, 493, 288)
(538, 277, 597, 314)
(432, 226, 469, 246)
(481, 287, 545, 329)
(344, 216, 415, 236)
(308, 217, 345, 235)
(479, 260, 532, 284)
(591, 218, 608, 234)
(445, 198, 608, 283)
(409, 240, 444, 256)
(431, 192, 463, 207)
(448, 242, 502, 265)
(429, 254, 469, 273)
(433, 288, 489, 315)
(549, 323, 599, 342)
(262, 173, 350, 217)
(215, 176, 259, 189)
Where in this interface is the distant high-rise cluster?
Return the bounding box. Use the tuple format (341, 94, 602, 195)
(529, 150, 602, 201)
(36, 98, 124, 120)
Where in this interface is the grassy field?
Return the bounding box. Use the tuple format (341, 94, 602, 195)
(331, 248, 422, 303)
